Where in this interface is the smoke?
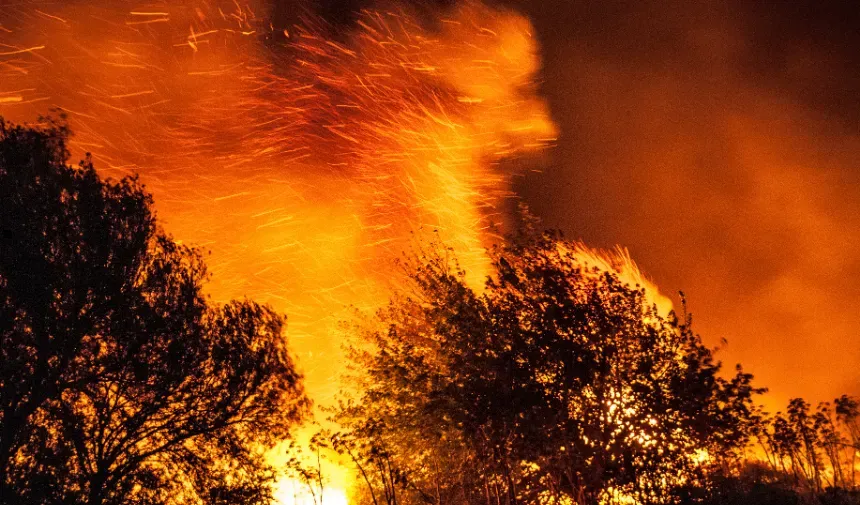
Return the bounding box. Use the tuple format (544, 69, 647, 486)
(509, 0, 860, 408)
(8, 0, 851, 415)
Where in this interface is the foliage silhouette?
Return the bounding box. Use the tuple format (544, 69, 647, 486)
(331, 224, 763, 505)
(7, 115, 859, 505)
(743, 394, 860, 504)
(0, 116, 310, 505)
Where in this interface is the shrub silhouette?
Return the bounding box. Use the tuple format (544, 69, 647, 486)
(331, 228, 762, 505)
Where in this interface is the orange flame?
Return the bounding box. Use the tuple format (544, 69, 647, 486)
(1, 0, 673, 500)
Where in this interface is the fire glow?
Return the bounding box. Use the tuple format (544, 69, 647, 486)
(1, 0, 671, 501)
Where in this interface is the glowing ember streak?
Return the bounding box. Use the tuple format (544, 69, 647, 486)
(0, 45, 45, 56)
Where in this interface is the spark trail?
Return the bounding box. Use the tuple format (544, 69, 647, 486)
(0, 0, 668, 499)
(0, 0, 563, 395)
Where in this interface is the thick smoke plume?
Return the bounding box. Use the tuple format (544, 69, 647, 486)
(510, 0, 860, 408)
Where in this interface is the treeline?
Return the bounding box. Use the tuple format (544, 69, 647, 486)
(746, 396, 860, 500)
(0, 117, 309, 505)
(670, 396, 860, 505)
(309, 226, 860, 505)
(304, 228, 860, 502)
(2, 116, 859, 505)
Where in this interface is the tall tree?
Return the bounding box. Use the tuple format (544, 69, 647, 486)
(0, 116, 310, 505)
(757, 395, 860, 496)
(333, 228, 761, 505)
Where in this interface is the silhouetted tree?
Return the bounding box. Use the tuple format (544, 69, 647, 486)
(755, 395, 860, 501)
(836, 395, 860, 486)
(333, 226, 762, 505)
(692, 393, 860, 505)
(0, 116, 310, 505)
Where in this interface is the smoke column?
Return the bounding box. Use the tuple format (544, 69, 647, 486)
(509, 0, 860, 409)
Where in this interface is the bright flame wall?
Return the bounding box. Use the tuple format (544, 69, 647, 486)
(1, 1, 689, 499)
(0, 0, 556, 398)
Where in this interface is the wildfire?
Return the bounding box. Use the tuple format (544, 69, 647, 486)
(556, 242, 674, 316)
(0, 0, 673, 502)
(273, 480, 349, 505)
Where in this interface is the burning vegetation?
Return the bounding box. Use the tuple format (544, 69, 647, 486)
(0, 0, 556, 401)
(1, 1, 858, 505)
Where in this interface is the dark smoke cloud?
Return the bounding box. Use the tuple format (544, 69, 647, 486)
(270, 0, 456, 31)
(503, 0, 860, 408)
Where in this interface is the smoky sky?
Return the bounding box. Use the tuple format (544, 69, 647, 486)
(3, 0, 857, 409)
(305, 0, 860, 407)
(270, 0, 457, 31)
(503, 0, 860, 408)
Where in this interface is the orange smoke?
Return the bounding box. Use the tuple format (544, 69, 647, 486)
(0, 0, 557, 395)
(2, 0, 687, 500)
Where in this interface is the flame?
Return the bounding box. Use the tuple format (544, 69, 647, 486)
(0, 0, 670, 501)
(556, 242, 674, 316)
(273, 478, 349, 505)
(0, 0, 558, 400)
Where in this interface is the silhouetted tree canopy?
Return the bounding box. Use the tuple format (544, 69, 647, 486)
(0, 117, 310, 505)
(331, 226, 762, 505)
(678, 392, 860, 505)
(749, 394, 860, 499)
